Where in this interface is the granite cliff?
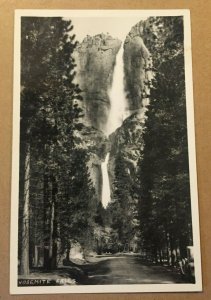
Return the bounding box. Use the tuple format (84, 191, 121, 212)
(108, 113, 145, 197)
(73, 34, 121, 132)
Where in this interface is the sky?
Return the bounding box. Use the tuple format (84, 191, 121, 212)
(69, 17, 147, 42)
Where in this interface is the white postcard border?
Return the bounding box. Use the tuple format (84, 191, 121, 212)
(10, 9, 202, 294)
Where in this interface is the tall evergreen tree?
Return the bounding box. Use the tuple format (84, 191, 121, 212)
(108, 153, 139, 251)
(19, 17, 84, 274)
(137, 16, 192, 263)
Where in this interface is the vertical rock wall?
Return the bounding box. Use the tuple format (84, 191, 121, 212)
(124, 20, 153, 114)
(73, 34, 121, 132)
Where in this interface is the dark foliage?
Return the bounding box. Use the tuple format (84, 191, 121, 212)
(137, 17, 193, 263)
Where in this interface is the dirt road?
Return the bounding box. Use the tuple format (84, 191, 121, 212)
(80, 254, 185, 285)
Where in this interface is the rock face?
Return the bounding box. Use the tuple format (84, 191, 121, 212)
(108, 113, 145, 196)
(74, 125, 109, 201)
(73, 34, 121, 132)
(106, 20, 154, 196)
(73, 20, 154, 130)
(124, 21, 153, 113)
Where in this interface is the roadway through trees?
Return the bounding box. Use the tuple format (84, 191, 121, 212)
(79, 254, 185, 285)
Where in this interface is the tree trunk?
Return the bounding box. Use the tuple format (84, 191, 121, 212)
(165, 232, 170, 265)
(49, 200, 54, 260)
(170, 236, 176, 266)
(66, 244, 70, 261)
(153, 246, 158, 264)
(20, 143, 30, 275)
(43, 174, 49, 269)
(34, 245, 39, 267)
(49, 176, 58, 270)
(159, 249, 163, 264)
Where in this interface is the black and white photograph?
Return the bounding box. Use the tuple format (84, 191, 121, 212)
(10, 9, 202, 294)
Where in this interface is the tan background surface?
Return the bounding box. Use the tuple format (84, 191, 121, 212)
(0, 0, 210, 299)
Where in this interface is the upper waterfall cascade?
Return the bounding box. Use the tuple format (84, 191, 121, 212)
(106, 45, 128, 136)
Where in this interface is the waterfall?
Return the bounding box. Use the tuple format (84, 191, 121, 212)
(101, 44, 127, 208)
(106, 45, 128, 135)
(101, 153, 111, 208)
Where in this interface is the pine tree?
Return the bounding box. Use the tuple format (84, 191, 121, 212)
(58, 149, 97, 259)
(108, 153, 139, 252)
(19, 17, 83, 274)
(137, 16, 192, 263)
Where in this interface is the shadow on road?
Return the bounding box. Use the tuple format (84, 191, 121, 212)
(77, 254, 188, 285)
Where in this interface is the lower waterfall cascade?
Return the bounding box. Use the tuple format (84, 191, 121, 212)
(101, 153, 111, 208)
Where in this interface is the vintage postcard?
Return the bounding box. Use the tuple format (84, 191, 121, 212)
(10, 9, 202, 294)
